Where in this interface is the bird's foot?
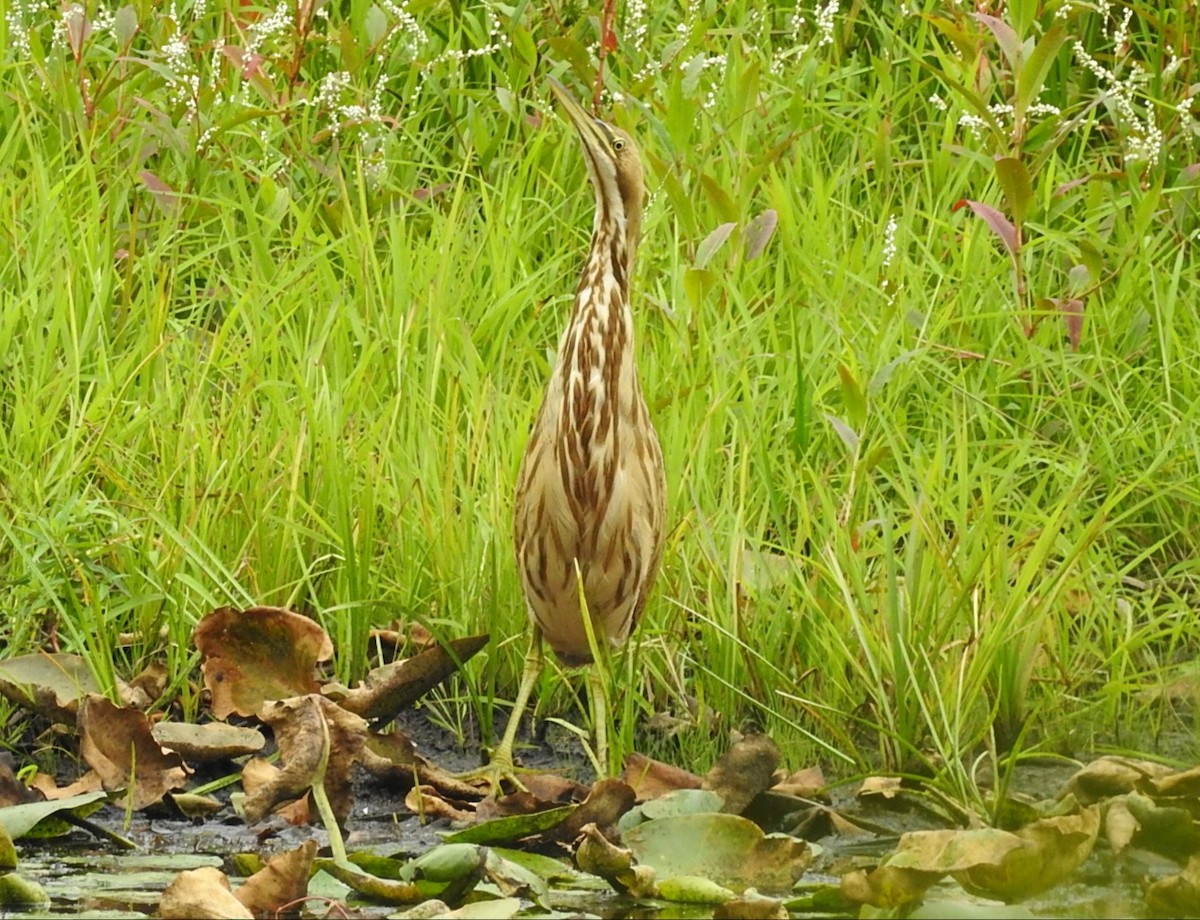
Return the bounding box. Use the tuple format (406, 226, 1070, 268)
(456, 751, 531, 798)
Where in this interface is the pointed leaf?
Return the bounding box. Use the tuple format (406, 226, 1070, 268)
(695, 222, 737, 269)
(112, 6, 138, 46)
(837, 364, 868, 430)
(994, 156, 1034, 226)
(824, 414, 859, 454)
(743, 209, 778, 260)
(1017, 22, 1067, 114)
(953, 199, 1018, 255)
(972, 14, 1022, 71)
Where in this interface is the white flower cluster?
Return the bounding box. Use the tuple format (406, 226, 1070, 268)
(378, 0, 427, 57)
(5, 0, 37, 58)
(245, 0, 291, 60)
(1073, 41, 1162, 165)
(815, 0, 839, 48)
(956, 99, 1060, 142)
(163, 4, 200, 118)
(626, 0, 648, 54)
(882, 214, 898, 269)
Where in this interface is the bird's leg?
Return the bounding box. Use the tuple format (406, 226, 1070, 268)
(458, 628, 543, 796)
(578, 586, 616, 779)
(587, 664, 611, 778)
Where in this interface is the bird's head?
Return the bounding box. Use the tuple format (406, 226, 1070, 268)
(548, 77, 644, 243)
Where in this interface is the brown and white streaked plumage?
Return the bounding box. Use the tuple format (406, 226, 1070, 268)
(462, 78, 666, 792)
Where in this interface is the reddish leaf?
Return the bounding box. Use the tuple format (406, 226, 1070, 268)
(972, 13, 1022, 71)
(138, 170, 178, 214)
(953, 199, 1019, 255)
(64, 4, 91, 61)
(1040, 297, 1085, 350)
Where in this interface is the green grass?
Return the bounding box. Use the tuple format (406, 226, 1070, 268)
(1, 0, 1198, 814)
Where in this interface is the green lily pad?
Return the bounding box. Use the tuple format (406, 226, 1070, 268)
(617, 788, 723, 834)
(0, 791, 108, 840)
(443, 804, 576, 845)
(315, 858, 425, 904)
(623, 812, 811, 893)
(0, 872, 50, 907)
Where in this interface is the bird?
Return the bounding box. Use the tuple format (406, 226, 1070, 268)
(463, 77, 667, 793)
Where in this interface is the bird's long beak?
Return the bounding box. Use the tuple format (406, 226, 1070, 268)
(548, 77, 611, 163)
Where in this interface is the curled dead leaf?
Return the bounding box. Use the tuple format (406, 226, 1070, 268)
(78, 694, 189, 810)
(194, 607, 333, 719)
(234, 839, 317, 915)
(623, 752, 702, 801)
(159, 866, 252, 920)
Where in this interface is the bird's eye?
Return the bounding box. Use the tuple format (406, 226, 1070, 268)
(612, 138, 626, 152)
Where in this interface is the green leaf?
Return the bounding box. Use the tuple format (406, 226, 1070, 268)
(993, 156, 1034, 226)
(838, 364, 868, 430)
(972, 13, 1022, 71)
(443, 804, 576, 845)
(700, 174, 740, 224)
(364, 5, 388, 46)
(695, 222, 737, 269)
(0, 791, 108, 841)
(683, 268, 716, 309)
(623, 812, 811, 894)
(1016, 22, 1067, 115)
(112, 5, 138, 47)
(511, 27, 537, 71)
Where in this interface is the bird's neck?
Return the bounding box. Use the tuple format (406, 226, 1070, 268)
(554, 215, 640, 426)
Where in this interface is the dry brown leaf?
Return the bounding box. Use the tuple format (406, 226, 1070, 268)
(841, 865, 943, 909)
(152, 721, 267, 763)
(548, 778, 636, 844)
(28, 770, 104, 801)
(361, 730, 484, 801)
(520, 772, 589, 803)
(234, 839, 316, 915)
(575, 822, 658, 898)
(159, 866, 253, 920)
(858, 776, 903, 801)
(703, 734, 781, 815)
(953, 807, 1101, 902)
(1146, 853, 1200, 916)
(1105, 795, 1138, 855)
(0, 757, 35, 807)
(121, 662, 169, 710)
(330, 634, 488, 724)
(194, 607, 333, 719)
(405, 785, 475, 823)
(78, 694, 189, 810)
(1060, 755, 1172, 805)
(713, 895, 789, 920)
(772, 765, 828, 800)
(0, 652, 123, 724)
(242, 758, 312, 826)
(1153, 764, 1200, 798)
(243, 695, 367, 827)
(623, 752, 702, 801)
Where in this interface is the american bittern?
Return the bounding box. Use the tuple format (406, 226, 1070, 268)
(466, 78, 666, 791)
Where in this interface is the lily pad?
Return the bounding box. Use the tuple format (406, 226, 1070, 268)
(444, 804, 576, 845)
(617, 788, 724, 833)
(0, 791, 108, 840)
(0, 653, 103, 724)
(623, 812, 811, 893)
